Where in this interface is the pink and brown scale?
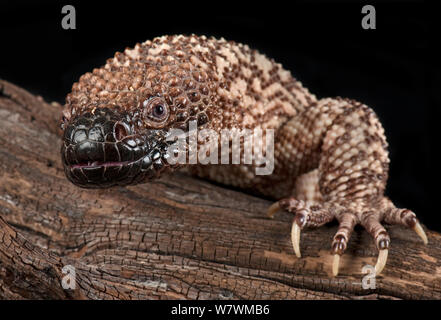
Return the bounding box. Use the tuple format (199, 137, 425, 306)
(61, 34, 428, 276)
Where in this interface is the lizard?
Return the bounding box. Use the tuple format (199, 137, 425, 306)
(60, 34, 428, 276)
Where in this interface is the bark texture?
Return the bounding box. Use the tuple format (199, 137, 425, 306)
(0, 79, 440, 300)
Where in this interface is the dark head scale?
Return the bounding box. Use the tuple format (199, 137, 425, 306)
(61, 35, 218, 188)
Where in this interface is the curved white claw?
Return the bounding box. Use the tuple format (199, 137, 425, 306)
(332, 254, 340, 276)
(414, 222, 428, 245)
(291, 222, 301, 258)
(267, 202, 280, 219)
(375, 249, 388, 275)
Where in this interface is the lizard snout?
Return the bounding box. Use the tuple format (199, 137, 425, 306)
(61, 107, 162, 188)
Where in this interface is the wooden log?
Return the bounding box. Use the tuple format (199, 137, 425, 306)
(0, 79, 440, 300)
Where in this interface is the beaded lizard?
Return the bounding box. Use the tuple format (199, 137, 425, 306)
(60, 34, 428, 276)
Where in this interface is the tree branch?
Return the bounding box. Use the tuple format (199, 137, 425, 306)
(0, 79, 440, 300)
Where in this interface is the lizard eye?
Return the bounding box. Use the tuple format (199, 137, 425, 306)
(143, 97, 169, 122)
(152, 104, 165, 118)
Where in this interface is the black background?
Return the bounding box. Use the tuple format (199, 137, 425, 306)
(1, 1, 439, 231)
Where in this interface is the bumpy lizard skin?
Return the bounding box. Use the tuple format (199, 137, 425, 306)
(61, 34, 428, 276)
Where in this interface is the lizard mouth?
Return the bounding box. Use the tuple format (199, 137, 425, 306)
(61, 107, 172, 188)
(70, 161, 131, 169)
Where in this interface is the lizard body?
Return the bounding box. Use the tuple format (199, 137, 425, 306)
(61, 34, 427, 276)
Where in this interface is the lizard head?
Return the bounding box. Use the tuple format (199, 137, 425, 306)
(61, 36, 219, 188)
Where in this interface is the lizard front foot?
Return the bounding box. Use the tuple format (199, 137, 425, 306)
(267, 197, 428, 276)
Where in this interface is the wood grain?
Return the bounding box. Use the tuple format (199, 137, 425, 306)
(0, 79, 440, 300)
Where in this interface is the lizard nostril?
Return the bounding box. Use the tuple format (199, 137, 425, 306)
(114, 122, 130, 141)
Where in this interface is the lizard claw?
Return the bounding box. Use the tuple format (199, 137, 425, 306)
(291, 221, 301, 258)
(374, 249, 388, 275)
(332, 254, 341, 276)
(413, 222, 428, 245)
(267, 201, 303, 258)
(267, 202, 280, 219)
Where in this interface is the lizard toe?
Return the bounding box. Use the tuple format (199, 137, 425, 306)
(331, 212, 357, 276)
